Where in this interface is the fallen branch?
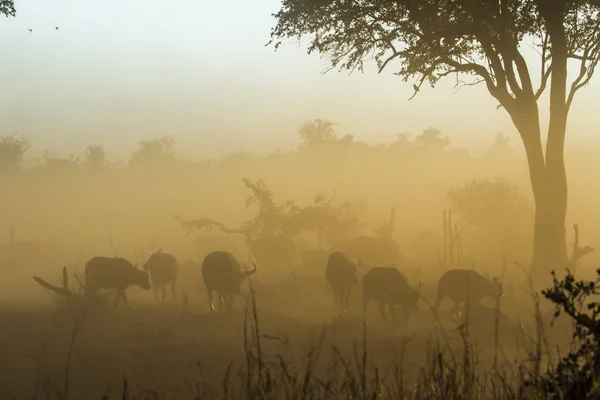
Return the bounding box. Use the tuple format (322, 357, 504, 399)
(33, 266, 82, 303)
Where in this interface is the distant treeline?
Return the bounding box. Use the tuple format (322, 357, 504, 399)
(0, 120, 516, 172)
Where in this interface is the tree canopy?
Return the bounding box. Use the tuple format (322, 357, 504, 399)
(448, 176, 532, 246)
(0, 134, 29, 171)
(129, 135, 177, 166)
(269, 0, 599, 113)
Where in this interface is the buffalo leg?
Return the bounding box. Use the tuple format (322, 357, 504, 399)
(343, 288, 351, 313)
(451, 301, 461, 316)
(218, 293, 225, 312)
(206, 288, 215, 312)
(225, 294, 234, 311)
(331, 288, 339, 311)
(119, 290, 129, 307)
(388, 304, 397, 326)
(161, 286, 167, 304)
(377, 302, 388, 323)
(432, 294, 442, 314)
(153, 288, 159, 304)
(336, 292, 344, 313)
(401, 305, 410, 328)
(171, 283, 176, 302)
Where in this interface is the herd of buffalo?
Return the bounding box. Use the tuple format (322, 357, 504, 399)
(82, 248, 505, 324)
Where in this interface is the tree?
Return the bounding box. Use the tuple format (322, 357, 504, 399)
(129, 135, 176, 166)
(297, 118, 337, 149)
(0, 1, 15, 18)
(269, 1, 600, 285)
(282, 192, 364, 247)
(0, 134, 30, 171)
(81, 144, 107, 170)
(448, 176, 533, 252)
(414, 126, 451, 152)
(241, 177, 294, 239)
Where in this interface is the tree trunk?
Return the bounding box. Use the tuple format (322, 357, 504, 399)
(530, 170, 568, 290)
(516, 109, 569, 291)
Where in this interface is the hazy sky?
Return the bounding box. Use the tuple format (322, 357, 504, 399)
(1, 0, 599, 161)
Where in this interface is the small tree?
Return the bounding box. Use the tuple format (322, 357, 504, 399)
(130, 135, 176, 166)
(241, 177, 294, 239)
(282, 192, 363, 247)
(81, 144, 107, 170)
(414, 126, 451, 152)
(448, 176, 532, 252)
(0, 134, 30, 171)
(297, 118, 337, 150)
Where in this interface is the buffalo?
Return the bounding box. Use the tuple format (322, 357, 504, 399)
(142, 249, 179, 304)
(201, 251, 257, 312)
(84, 256, 151, 306)
(325, 251, 360, 313)
(362, 266, 421, 325)
(433, 269, 503, 314)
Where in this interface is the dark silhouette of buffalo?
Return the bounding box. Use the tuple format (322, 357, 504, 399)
(325, 251, 360, 313)
(84, 256, 151, 306)
(201, 251, 257, 312)
(362, 266, 421, 325)
(142, 249, 179, 304)
(433, 269, 503, 314)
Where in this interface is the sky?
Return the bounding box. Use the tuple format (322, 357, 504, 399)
(0, 0, 599, 161)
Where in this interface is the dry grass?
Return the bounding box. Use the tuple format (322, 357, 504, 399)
(0, 266, 578, 400)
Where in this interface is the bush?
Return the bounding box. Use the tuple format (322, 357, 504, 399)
(525, 268, 600, 398)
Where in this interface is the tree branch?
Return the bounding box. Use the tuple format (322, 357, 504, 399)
(566, 40, 600, 110)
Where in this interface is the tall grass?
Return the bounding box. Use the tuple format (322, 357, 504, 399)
(18, 282, 572, 400)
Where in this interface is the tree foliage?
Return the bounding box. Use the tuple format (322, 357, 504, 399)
(531, 268, 600, 398)
(283, 192, 364, 246)
(82, 144, 107, 170)
(297, 118, 337, 149)
(269, 0, 600, 114)
(448, 176, 532, 244)
(130, 135, 176, 166)
(241, 177, 295, 239)
(414, 126, 451, 152)
(0, 0, 15, 18)
(0, 134, 30, 171)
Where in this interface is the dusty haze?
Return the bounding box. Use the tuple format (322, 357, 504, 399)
(1, 1, 600, 398)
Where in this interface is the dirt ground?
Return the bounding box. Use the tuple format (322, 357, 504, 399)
(0, 264, 576, 399)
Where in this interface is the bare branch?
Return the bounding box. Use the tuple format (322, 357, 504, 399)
(453, 78, 485, 94)
(535, 65, 552, 100)
(566, 41, 600, 110)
